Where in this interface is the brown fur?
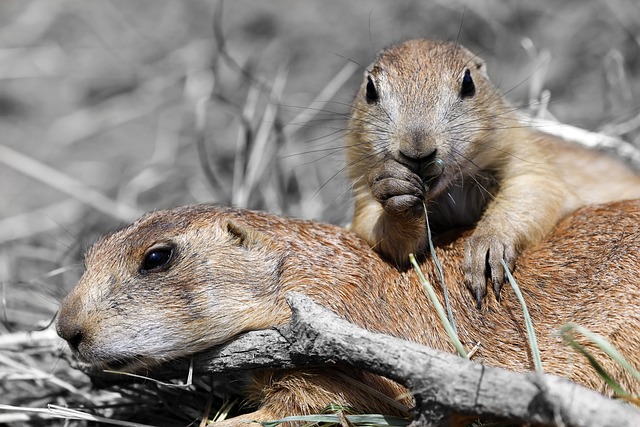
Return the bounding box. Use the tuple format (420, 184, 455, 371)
(346, 38, 640, 303)
(57, 200, 640, 424)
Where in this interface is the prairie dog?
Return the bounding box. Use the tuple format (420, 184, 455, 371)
(57, 200, 640, 425)
(347, 39, 640, 304)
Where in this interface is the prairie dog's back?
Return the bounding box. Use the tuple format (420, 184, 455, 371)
(57, 201, 640, 397)
(539, 133, 640, 204)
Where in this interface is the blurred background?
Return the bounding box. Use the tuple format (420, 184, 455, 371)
(1, 0, 639, 425)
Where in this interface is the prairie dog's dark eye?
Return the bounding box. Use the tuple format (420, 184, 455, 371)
(365, 76, 379, 103)
(140, 245, 175, 274)
(460, 69, 475, 98)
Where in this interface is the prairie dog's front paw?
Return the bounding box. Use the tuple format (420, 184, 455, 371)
(367, 160, 425, 218)
(463, 231, 517, 308)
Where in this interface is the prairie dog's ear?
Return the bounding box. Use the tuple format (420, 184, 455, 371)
(225, 220, 275, 250)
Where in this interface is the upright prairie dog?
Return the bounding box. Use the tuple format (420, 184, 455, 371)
(57, 200, 640, 425)
(347, 39, 640, 304)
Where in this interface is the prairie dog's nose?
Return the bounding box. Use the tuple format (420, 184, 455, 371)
(56, 313, 85, 352)
(398, 146, 442, 179)
(398, 127, 438, 164)
(56, 295, 88, 353)
(398, 146, 438, 164)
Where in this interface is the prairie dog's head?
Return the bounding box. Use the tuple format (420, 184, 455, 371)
(348, 39, 505, 197)
(56, 205, 287, 371)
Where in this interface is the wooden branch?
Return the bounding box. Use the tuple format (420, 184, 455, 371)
(156, 293, 639, 427)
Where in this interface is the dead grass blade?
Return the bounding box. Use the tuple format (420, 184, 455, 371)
(284, 61, 358, 140)
(0, 144, 143, 222)
(235, 65, 289, 208)
(0, 350, 80, 394)
(0, 199, 82, 244)
(0, 404, 159, 427)
(409, 254, 468, 358)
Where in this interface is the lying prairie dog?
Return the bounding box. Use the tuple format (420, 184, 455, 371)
(346, 38, 640, 305)
(57, 200, 640, 425)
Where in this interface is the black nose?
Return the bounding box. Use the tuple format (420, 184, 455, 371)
(398, 148, 442, 178)
(399, 147, 438, 164)
(56, 314, 84, 353)
(66, 329, 84, 352)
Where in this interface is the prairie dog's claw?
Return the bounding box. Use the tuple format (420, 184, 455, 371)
(464, 231, 518, 307)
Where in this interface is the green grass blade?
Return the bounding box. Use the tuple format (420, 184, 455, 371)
(422, 203, 457, 335)
(562, 333, 629, 397)
(410, 254, 468, 358)
(560, 323, 640, 397)
(501, 259, 543, 373)
(561, 323, 640, 382)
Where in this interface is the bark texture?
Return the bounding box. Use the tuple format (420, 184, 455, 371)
(154, 293, 640, 427)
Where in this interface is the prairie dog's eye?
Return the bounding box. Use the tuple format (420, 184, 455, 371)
(140, 245, 175, 274)
(460, 69, 475, 98)
(365, 75, 379, 103)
